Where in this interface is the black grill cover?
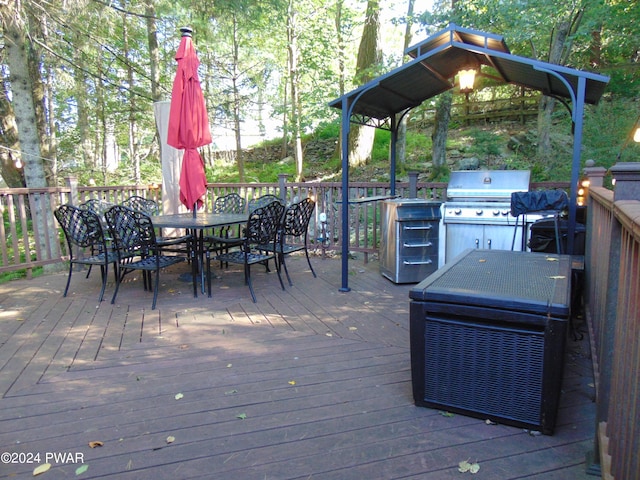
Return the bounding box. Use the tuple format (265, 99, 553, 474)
(510, 190, 568, 216)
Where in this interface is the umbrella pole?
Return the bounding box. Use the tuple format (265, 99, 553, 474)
(193, 203, 197, 218)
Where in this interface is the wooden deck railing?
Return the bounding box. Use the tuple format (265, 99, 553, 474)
(0, 176, 449, 277)
(583, 164, 640, 480)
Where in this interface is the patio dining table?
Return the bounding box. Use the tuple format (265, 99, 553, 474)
(150, 212, 247, 296)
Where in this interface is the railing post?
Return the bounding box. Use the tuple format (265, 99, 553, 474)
(278, 173, 289, 203)
(610, 162, 640, 201)
(583, 164, 607, 188)
(408, 171, 419, 198)
(66, 176, 79, 206)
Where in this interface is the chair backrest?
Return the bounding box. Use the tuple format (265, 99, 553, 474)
(79, 199, 115, 217)
(248, 194, 282, 213)
(213, 193, 246, 214)
(246, 201, 285, 245)
(122, 195, 160, 216)
(105, 205, 157, 257)
(55, 204, 107, 250)
(282, 198, 315, 238)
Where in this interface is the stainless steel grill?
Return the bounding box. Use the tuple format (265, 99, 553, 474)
(439, 170, 542, 265)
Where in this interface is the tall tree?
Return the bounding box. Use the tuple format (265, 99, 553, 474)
(348, 0, 382, 168)
(2, 0, 60, 261)
(287, 0, 304, 181)
(396, 0, 415, 166)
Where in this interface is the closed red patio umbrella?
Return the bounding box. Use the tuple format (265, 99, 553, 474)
(167, 27, 212, 214)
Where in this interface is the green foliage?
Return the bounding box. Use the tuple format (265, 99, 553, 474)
(466, 128, 502, 157)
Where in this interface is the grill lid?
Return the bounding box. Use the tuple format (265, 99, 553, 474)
(446, 170, 530, 201)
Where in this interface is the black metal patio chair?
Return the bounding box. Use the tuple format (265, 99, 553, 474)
(122, 195, 160, 215)
(257, 198, 317, 286)
(204, 193, 247, 268)
(79, 198, 115, 220)
(54, 204, 119, 302)
(122, 195, 192, 255)
(247, 194, 283, 213)
(105, 205, 186, 310)
(210, 200, 285, 302)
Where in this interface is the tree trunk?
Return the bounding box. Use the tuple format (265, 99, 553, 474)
(537, 20, 570, 164)
(3, 8, 60, 261)
(231, 14, 245, 182)
(347, 0, 381, 168)
(431, 91, 452, 179)
(396, 0, 415, 166)
(122, 12, 140, 184)
(287, 0, 304, 181)
(0, 86, 24, 187)
(145, 0, 161, 102)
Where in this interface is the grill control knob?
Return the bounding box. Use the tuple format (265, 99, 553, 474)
(476, 209, 483, 216)
(502, 210, 510, 216)
(492, 209, 500, 216)
(454, 208, 462, 215)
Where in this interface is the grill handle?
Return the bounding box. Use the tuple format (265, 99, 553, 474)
(403, 259, 433, 265)
(402, 225, 433, 231)
(403, 241, 433, 248)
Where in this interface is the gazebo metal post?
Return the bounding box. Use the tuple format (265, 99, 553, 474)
(340, 97, 352, 292)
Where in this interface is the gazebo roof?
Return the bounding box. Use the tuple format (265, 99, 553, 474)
(328, 23, 610, 293)
(329, 23, 609, 123)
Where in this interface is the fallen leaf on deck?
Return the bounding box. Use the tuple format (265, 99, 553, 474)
(166, 436, 175, 444)
(288, 380, 296, 385)
(225, 389, 238, 395)
(325, 332, 333, 337)
(174, 393, 184, 400)
(458, 460, 480, 474)
(75, 464, 89, 475)
(33, 463, 51, 476)
(88, 441, 103, 448)
(348, 327, 358, 331)
(546, 257, 559, 261)
(227, 363, 233, 368)
(236, 413, 247, 420)
(548, 275, 566, 279)
(439, 411, 454, 417)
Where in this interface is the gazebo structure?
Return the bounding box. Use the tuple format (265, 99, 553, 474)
(329, 23, 610, 292)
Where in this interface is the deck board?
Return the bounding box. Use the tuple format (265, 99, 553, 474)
(0, 256, 597, 479)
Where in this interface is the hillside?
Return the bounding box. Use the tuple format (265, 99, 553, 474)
(217, 120, 577, 184)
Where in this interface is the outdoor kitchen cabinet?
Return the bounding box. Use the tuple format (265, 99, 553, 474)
(380, 199, 441, 284)
(409, 249, 572, 434)
(443, 222, 523, 262)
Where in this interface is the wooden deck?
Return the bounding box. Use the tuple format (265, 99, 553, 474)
(0, 255, 597, 479)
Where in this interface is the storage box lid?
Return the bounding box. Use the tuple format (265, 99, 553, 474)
(409, 249, 572, 317)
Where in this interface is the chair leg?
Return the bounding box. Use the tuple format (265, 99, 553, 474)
(63, 262, 73, 297)
(245, 264, 257, 303)
(98, 264, 108, 302)
(280, 253, 293, 287)
(206, 251, 212, 298)
(274, 258, 285, 291)
(111, 268, 122, 305)
(304, 248, 317, 278)
(151, 269, 159, 310)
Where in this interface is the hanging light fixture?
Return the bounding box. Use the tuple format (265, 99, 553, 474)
(458, 68, 477, 93)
